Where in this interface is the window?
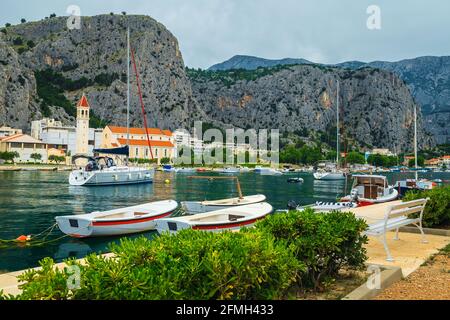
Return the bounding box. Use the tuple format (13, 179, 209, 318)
(155, 149, 158, 157)
(135, 148, 139, 157)
(145, 148, 149, 157)
(164, 149, 167, 157)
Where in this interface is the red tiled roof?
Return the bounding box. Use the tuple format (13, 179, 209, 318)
(77, 94, 90, 108)
(108, 126, 172, 136)
(117, 138, 174, 148)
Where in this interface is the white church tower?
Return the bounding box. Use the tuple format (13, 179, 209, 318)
(75, 94, 90, 155)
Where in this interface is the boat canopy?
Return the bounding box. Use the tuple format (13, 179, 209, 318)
(93, 146, 129, 156)
(352, 175, 388, 188)
(72, 155, 95, 164)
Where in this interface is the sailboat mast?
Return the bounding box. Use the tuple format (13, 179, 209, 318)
(126, 27, 130, 147)
(336, 80, 340, 168)
(414, 104, 418, 181)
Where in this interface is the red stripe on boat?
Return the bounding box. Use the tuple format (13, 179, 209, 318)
(92, 211, 174, 226)
(192, 216, 267, 231)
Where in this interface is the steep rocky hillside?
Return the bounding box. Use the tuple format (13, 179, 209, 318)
(210, 55, 450, 144)
(0, 14, 204, 130)
(189, 65, 434, 153)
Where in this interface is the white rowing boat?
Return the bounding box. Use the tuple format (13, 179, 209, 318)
(182, 194, 266, 214)
(156, 202, 273, 234)
(55, 200, 178, 238)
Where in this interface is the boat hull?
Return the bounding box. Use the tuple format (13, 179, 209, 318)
(313, 172, 346, 180)
(181, 194, 267, 214)
(69, 167, 154, 186)
(156, 202, 273, 234)
(56, 200, 178, 238)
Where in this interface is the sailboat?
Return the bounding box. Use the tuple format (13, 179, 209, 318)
(394, 104, 436, 196)
(69, 28, 155, 186)
(314, 80, 346, 181)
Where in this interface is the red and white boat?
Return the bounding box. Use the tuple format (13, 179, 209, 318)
(155, 202, 273, 234)
(340, 175, 398, 206)
(55, 200, 178, 238)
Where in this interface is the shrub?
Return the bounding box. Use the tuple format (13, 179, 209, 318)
(7, 230, 301, 300)
(256, 209, 368, 289)
(404, 185, 450, 228)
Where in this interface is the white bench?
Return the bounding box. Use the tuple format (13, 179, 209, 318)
(365, 198, 429, 262)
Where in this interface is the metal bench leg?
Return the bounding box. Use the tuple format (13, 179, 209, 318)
(394, 228, 399, 240)
(380, 234, 394, 262)
(415, 222, 428, 244)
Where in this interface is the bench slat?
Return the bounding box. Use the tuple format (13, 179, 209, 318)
(366, 218, 420, 235)
(389, 205, 425, 219)
(389, 199, 428, 211)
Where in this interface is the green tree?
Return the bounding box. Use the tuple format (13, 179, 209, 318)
(345, 152, 365, 165)
(5, 23, 11, 27)
(20, 18, 26, 24)
(160, 157, 171, 165)
(30, 153, 42, 164)
(408, 156, 425, 168)
(0, 151, 20, 163)
(48, 155, 65, 164)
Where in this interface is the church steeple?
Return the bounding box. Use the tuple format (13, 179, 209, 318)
(75, 94, 90, 155)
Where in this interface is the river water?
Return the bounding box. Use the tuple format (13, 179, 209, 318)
(0, 170, 448, 273)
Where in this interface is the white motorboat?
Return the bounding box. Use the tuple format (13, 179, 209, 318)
(313, 170, 346, 180)
(258, 167, 282, 175)
(276, 201, 358, 214)
(69, 155, 154, 186)
(182, 194, 267, 214)
(156, 202, 273, 234)
(341, 175, 398, 205)
(55, 200, 178, 238)
(217, 167, 240, 174)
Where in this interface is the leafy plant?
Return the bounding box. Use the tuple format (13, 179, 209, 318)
(256, 209, 368, 290)
(404, 185, 450, 228)
(30, 153, 42, 164)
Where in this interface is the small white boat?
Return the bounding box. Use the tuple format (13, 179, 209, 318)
(341, 175, 398, 205)
(55, 200, 178, 238)
(182, 194, 266, 214)
(287, 177, 304, 183)
(156, 202, 273, 234)
(299, 201, 358, 212)
(217, 167, 240, 174)
(257, 167, 282, 175)
(313, 170, 346, 180)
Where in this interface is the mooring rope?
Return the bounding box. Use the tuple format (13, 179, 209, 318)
(0, 223, 64, 248)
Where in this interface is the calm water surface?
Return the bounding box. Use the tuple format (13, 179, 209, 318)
(0, 170, 448, 272)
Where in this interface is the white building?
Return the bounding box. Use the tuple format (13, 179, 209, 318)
(0, 133, 48, 163)
(30, 96, 102, 156)
(0, 126, 22, 138)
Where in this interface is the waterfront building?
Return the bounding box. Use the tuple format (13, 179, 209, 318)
(0, 133, 48, 163)
(371, 148, 396, 156)
(30, 97, 103, 157)
(0, 126, 22, 138)
(101, 126, 176, 164)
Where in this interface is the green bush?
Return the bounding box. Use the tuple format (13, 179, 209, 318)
(404, 185, 450, 228)
(256, 209, 368, 289)
(7, 230, 301, 300)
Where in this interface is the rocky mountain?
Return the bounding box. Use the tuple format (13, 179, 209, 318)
(209, 55, 312, 71)
(0, 14, 204, 131)
(189, 65, 434, 153)
(0, 15, 436, 153)
(210, 55, 450, 144)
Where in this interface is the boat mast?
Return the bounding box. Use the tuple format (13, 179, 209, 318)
(336, 80, 340, 168)
(126, 27, 130, 148)
(414, 104, 418, 181)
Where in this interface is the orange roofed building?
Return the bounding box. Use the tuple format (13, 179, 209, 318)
(101, 125, 175, 164)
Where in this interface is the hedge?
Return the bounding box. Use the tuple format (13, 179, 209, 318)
(1, 209, 368, 300)
(404, 185, 450, 228)
(256, 209, 368, 289)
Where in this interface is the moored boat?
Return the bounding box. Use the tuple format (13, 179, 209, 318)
(182, 194, 267, 214)
(341, 175, 398, 205)
(156, 202, 273, 234)
(313, 170, 346, 180)
(55, 200, 178, 238)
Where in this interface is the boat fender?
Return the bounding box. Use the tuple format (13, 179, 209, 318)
(165, 179, 170, 184)
(128, 174, 132, 180)
(113, 175, 118, 181)
(16, 235, 31, 242)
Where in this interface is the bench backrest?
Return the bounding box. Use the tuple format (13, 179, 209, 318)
(385, 198, 429, 222)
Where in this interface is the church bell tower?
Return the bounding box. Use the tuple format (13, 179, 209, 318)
(75, 94, 90, 155)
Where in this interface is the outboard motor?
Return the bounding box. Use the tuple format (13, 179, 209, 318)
(350, 188, 359, 202)
(287, 200, 299, 211)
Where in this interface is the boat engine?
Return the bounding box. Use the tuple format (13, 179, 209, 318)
(350, 188, 359, 202)
(287, 200, 299, 211)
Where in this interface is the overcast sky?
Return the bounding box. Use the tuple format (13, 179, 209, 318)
(1, 0, 448, 69)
